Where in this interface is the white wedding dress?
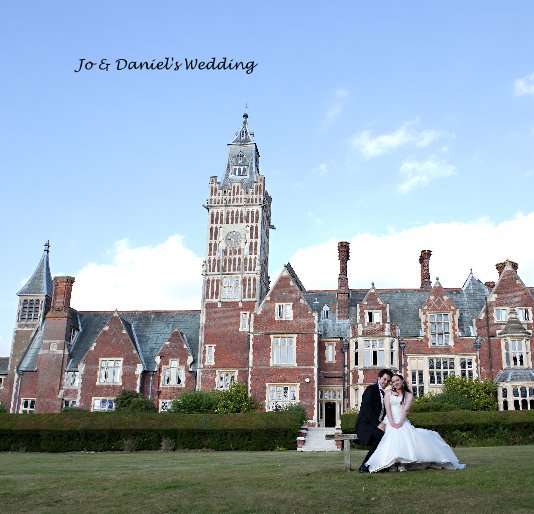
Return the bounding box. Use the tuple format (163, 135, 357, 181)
(365, 394, 465, 472)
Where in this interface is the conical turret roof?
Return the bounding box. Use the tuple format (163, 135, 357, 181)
(17, 241, 53, 297)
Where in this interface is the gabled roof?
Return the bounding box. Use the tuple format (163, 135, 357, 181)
(66, 310, 200, 372)
(284, 263, 305, 291)
(17, 242, 53, 297)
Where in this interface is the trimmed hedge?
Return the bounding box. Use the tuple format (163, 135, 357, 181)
(0, 411, 301, 452)
(341, 410, 534, 447)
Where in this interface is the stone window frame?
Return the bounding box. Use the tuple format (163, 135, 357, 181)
(63, 399, 77, 410)
(221, 275, 241, 300)
(159, 399, 173, 412)
(215, 370, 238, 390)
(494, 307, 507, 323)
(266, 383, 299, 411)
(0, 375, 5, 389)
(64, 371, 79, 388)
(91, 397, 115, 412)
(239, 312, 249, 331)
(500, 384, 534, 411)
(362, 338, 386, 367)
(321, 304, 330, 320)
(19, 398, 36, 413)
(97, 358, 123, 385)
(275, 303, 293, 320)
(502, 338, 531, 368)
(408, 355, 477, 396)
(365, 310, 382, 324)
(205, 345, 215, 365)
(271, 335, 296, 366)
(325, 341, 336, 363)
(517, 308, 532, 322)
(429, 312, 451, 347)
(161, 359, 185, 387)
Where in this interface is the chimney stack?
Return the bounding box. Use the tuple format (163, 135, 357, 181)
(50, 276, 75, 315)
(337, 241, 350, 320)
(419, 250, 432, 290)
(496, 260, 518, 277)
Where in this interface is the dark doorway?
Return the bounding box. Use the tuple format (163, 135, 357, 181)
(325, 402, 336, 427)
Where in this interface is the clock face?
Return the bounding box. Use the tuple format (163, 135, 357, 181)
(225, 231, 242, 248)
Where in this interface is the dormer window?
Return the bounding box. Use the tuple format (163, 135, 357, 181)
(429, 313, 450, 346)
(322, 305, 329, 320)
(366, 310, 382, 324)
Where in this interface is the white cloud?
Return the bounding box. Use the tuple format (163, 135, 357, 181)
(350, 121, 442, 159)
(288, 212, 534, 291)
(397, 158, 457, 194)
(307, 211, 324, 226)
(70, 235, 203, 311)
(514, 73, 534, 96)
(322, 88, 349, 128)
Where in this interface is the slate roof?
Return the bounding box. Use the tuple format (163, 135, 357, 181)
(67, 311, 201, 372)
(17, 245, 53, 297)
(0, 357, 9, 375)
(304, 274, 489, 339)
(18, 324, 46, 371)
(17, 311, 200, 373)
(303, 291, 351, 338)
(494, 369, 534, 383)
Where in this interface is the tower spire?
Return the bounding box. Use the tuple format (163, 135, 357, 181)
(17, 241, 53, 297)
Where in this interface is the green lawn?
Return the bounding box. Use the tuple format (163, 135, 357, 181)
(0, 446, 533, 513)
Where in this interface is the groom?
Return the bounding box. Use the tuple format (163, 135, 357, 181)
(356, 368, 393, 473)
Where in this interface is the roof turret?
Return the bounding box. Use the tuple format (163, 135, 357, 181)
(17, 241, 53, 297)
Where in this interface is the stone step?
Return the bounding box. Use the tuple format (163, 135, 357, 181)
(298, 427, 339, 452)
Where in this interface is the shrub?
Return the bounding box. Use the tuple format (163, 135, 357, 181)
(279, 403, 307, 426)
(411, 377, 498, 413)
(114, 391, 157, 413)
(169, 391, 221, 413)
(216, 382, 258, 414)
(0, 403, 7, 414)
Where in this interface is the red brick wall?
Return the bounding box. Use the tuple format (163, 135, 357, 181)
(251, 270, 317, 420)
(154, 329, 195, 406)
(78, 314, 142, 410)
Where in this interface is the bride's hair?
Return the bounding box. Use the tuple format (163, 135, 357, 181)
(392, 374, 411, 404)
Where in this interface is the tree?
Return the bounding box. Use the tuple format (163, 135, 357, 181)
(169, 391, 221, 413)
(216, 381, 258, 414)
(114, 391, 157, 412)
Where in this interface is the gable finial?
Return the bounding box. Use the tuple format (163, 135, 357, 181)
(44, 240, 50, 253)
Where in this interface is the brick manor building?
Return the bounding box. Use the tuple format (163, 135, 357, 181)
(0, 114, 533, 423)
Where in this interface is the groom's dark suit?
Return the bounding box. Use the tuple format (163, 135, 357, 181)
(356, 382, 385, 469)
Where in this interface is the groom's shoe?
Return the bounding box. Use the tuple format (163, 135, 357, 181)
(359, 464, 369, 473)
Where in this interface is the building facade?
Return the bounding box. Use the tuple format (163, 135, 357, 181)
(1, 114, 533, 421)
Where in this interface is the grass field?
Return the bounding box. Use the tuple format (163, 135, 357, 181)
(0, 446, 533, 513)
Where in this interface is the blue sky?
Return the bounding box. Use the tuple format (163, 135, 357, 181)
(1, 1, 534, 355)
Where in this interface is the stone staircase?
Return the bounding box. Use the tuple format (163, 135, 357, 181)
(297, 426, 338, 452)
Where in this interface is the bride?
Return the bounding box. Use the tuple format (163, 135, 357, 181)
(365, 374, 465, 472)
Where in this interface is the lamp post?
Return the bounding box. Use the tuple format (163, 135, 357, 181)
(399, 339, 406, 376)
(474, 336, 482, 378)
(341, 338, 350, 412)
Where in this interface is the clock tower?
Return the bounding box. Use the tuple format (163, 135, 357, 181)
(198, 113, 273, 390)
